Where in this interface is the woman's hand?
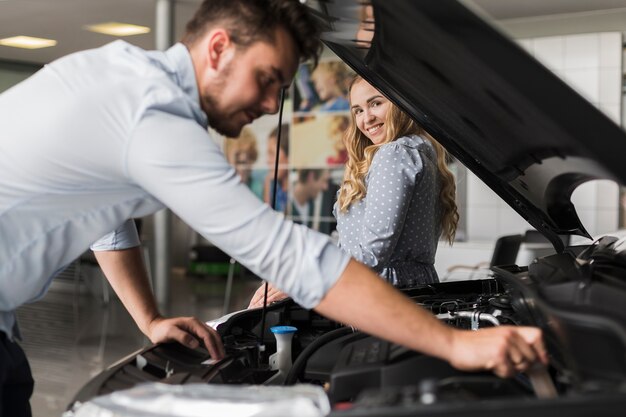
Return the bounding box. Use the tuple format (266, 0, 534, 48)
(248, 282, 289, 309)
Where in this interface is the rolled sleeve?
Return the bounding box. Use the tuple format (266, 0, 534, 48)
(90, 219, 140, 251)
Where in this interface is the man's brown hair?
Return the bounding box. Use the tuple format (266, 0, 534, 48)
(182, 0, 323, 65)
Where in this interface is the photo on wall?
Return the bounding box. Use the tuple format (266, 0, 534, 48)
(286, 167, 344, 236)
(291, 113, 350, 169)
(218, 56, 357, 235)
(221, 115, 291, 212)
(293, 59, 355, 113)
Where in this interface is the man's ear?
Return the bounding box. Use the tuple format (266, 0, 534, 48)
(206, 29, 232, 71)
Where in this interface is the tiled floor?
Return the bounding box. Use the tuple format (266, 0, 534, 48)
(15, 266, 260, 417)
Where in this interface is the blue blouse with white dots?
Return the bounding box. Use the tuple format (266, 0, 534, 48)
(333, 135, 442, 287)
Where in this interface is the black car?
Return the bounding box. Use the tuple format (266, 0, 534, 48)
(70, 1, 626, 416)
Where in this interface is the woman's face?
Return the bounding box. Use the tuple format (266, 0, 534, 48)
(349, 80, 391, 145)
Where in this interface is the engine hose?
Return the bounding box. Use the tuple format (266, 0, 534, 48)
(284, 326, 355, 385)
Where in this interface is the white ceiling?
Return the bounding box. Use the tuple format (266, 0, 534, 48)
(2, 0, 626, 66)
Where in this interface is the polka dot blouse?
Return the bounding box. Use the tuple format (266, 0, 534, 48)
(333, 135, 442, 287)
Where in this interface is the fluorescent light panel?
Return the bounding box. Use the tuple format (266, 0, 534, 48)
(0, 36, 57, 49)
(85, 22, 150, 37)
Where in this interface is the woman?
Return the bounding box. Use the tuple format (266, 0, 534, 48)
(248, 77, 457, 307)
(334, 76, 457, 287)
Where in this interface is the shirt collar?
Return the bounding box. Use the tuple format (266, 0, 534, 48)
(164, 43, 208, 127)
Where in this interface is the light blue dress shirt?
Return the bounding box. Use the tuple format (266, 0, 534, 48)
(0, 41, 350, 339)
(334, 135, 441, 287)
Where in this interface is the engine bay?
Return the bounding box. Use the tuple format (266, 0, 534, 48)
(71, 244, 626, 416)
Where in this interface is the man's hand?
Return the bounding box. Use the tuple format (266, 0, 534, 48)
(146, 316, 225, 360)
(248, 282, 289, 309)
(94, 248, 226, 361)
(448, 326, 548, 378)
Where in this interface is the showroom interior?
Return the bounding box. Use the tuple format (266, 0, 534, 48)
(2, 0, 626, 415)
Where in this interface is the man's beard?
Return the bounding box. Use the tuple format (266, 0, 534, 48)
(210, 113, 244, 138)
(200, 64, 245, 137)
(201, 93, 244, 138)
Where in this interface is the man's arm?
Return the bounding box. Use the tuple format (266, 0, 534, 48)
(125, 111, 545, 375)
(315, 259, 548, 378)
(94, 247, 224, 359)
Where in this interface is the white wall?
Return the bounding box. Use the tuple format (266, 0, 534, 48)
(437, 31, 623, 278)
(463, 32, 621, 242)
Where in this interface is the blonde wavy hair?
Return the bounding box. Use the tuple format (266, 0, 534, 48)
(337, 77, 459, 244)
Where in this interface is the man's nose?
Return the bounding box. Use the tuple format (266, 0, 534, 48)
(261, 90, 281, 115)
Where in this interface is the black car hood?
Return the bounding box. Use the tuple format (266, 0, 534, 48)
(308, 0, 626, 252)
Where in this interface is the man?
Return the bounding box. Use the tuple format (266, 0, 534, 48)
(0, 1, 546, 415)
(289, 169, 330, 229)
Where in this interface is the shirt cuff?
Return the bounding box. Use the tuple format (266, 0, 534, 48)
(90, 219, 140, 251)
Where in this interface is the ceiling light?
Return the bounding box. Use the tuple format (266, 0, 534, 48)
(85, 22, 151, 37)
(0, 36, 57, 49)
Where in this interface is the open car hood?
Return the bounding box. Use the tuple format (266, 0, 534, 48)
(306, 0, 626, 252)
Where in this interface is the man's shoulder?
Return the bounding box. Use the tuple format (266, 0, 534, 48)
(51, 40, 145, 66)
(51, 41, 172, 82)
(52, 41, 191, 103)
